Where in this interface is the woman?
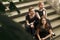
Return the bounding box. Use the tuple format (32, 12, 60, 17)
(35, 1, 47, 18)
(26, 7, 40, 36)
(36, 17, 53, 40)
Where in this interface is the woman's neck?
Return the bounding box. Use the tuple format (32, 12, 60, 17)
(42, 24, 45, 28)
(39, 8, 44, 11)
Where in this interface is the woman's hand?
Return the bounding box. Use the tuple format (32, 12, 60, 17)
(27, 23, 30, 26)
(30, 22, 34, 28)
(41, 38, 45, 40)
(30, 22, 34, 25)
(30, 24, 34, 28)
(39, 39, 42, 40)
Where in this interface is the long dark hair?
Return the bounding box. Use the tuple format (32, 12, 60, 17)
(40, 17, 50, 30)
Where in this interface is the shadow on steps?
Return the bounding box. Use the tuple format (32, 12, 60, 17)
(0, 15, 33, 40)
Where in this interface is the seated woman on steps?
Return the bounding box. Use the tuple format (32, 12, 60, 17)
(35, 1, 47, 18)
(25, 7, 40, 37)
(36, 17, 53, 40)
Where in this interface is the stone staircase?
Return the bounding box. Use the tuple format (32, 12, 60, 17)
(3, 0, 60, 40)
(55, 35, 60, 40)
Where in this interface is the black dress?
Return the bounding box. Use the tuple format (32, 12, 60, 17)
(26, 14, 39, 36)
(35, 25, 52, 40)
(39, 26, 51, 38)
(35, 9, 45, 17)
(26, 14, 39, 28)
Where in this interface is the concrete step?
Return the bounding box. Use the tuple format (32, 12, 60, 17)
(3, 1, 19, 6)
(12, 15, 25, 23)
(12, 14, 59, 23)
(51, 20, 60, 29)
(52, 26, 60, 40)
(3, 0, 46, 7)
(7, 8, 55, 19)
(55, 35, 60, 40)
(5, 0, 39, 11)
(15, 0, 39, 9)
(3, 0, 36, 6)
(47, 14, 60, 21)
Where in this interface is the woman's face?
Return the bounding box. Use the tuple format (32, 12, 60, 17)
(39, 3, 44, 9)
(29, 9, 35, 15)
(42, 18, 46, 25)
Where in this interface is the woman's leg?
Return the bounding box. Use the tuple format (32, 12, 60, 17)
(25, 25, 31, 33)
(31, 28, 35, 36)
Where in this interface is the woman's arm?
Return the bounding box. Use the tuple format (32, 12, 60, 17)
(26, 15, 30, 25)
(42, 29, 53, 40)
(36, 28, 41, 40)
(36, 12, 41, 20)
(43, 9, 47, 18)
(26, 20, 34, 28)
(26, 20, 30, 25)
